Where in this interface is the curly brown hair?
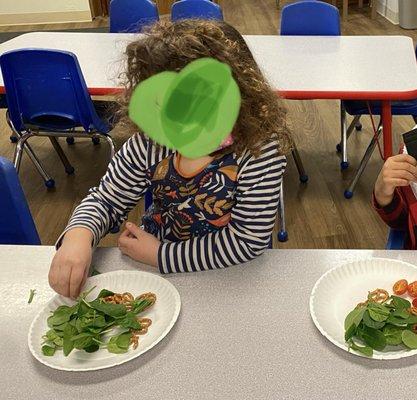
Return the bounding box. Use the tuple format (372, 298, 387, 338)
(119, 19, 292, 156)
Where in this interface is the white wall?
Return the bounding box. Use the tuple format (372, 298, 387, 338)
(0, 0, 92, 26)
(376, 0, 399, 24)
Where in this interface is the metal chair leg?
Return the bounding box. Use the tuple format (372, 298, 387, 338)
(49, 137, 75, 174)
(277, 179, 288, 242)
(102, 134, 116, 160)
(344, 121, 383, 199)
(340, 101, 349, 170)
(291, 146, 308, 183)
(14, 131, 35, 173)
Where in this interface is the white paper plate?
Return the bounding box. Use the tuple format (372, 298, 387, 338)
(310, 258, 417, 360)
(28, 271, 181, 371)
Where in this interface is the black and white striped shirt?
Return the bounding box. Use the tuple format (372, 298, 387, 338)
(63, 134, 286, 273)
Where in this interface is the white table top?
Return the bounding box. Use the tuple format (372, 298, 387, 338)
(2, 245, 417, 400)
(1, 32, 417, 100)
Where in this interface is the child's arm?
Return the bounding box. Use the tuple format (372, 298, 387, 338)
(157, 142, 286, 273)
(49, 134, 168, 297)
(373, 154, 417, 230)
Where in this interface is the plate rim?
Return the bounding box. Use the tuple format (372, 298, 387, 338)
(309, 257, 417, 360)
(28, 270, 181, 371)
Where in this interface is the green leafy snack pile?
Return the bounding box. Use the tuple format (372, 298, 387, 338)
(41, 288, 156, 357)
(344, 288, 417, 357)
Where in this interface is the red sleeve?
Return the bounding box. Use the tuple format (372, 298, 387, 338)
(372, 189, 408, 230)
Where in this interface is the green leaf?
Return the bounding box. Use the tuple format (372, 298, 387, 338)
(406, 315, 417, 324)
(367, 303, 390, 322)
(84, 344, 100, 353)
(96, 289, 114, 299)
(48, 305, 76, 326)
(63, 323, 77, 357)
(119, 312, 141, 330)
(41, 345, 56, 357)
(107, 332, 132, 354)
(344, 307, 366, 331)
(387, 315, 409, 327)
(28, 289, 36, 304)
(402, 330, 417, 349)
(391, 308, 410, 319)
(90, 300, 127, 318)
(391, 296, 411, 310)
(359, 326, 387, 351)
(348, 340, 373, 357)
(131, 299, 154, 315)
(363, 310, 386, 329)
(383, 325, 404, 346)
(345, 324, 357, 342)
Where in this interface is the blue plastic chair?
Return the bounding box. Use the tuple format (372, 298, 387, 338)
(0, 157, 40, 245)
(280, 0, 340, 36)
(171, 0, 223, 21)
(110, 0, 159, 33)
(386, 229, 406, 250)
(0, 49, 115, 188)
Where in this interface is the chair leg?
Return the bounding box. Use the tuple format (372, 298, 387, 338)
(344, 121, 383, 199)
(14, 131, 34, 173)
(277, 180, 288, 242)
(337, 114, 361, 152)
(340, 101, 349, 170)
(102, 134, 116, 160)
(291, 146, 308, 183)
(49, 137, 75, 174)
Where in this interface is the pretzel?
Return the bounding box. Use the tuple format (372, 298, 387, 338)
(367, 289, 389, 303)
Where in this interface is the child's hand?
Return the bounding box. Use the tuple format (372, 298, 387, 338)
(118, 222, 160, 267)
(48, 228, 93, 298)
(374, 154, 417, 207)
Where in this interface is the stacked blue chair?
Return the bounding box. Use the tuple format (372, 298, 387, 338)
(172, 0, 223, 21)
(0, 157, 40, 245)
(110, 0, 159, 33)
(0, 49, 115, 188)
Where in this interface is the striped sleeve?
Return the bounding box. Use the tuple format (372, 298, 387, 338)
(60, 134, 165, 247)
(158, 142, 286, 273)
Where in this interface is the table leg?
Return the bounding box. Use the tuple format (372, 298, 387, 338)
(343, 0, 348, 20)
(371, 0, 377, 19)
(381, 100, 393, 159)
(358, 0, 363, 7)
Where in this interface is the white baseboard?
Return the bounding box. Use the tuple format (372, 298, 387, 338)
(0, 10, 92, 27)
(375, 0, 399, 25)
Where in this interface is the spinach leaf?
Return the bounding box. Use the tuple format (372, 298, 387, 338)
(96, 289, 114, 299)
(90, 300, 127, 318)
(358, 326, 387, 351)
(391, 308, 410, 319)
(406, 315, 417, 324)
(391, 296, 411, 310)
(119, 312, 142, 330)
(48, 305, 76, 326)
(402, 330, 417, 349)
(363, 310, 386, 329)
(28, 289, 36, 304)
(387, 315, 409, 327)
(41, 345, 56, 357)
(107, 332, 132, 354)
(383, 325, 403, 346)
(367, 303, 390, 322)
(63, 323, 77, 357)
(344, 307, 366, 330)
(348, 340, 373, 357)
(84, 344, 100, 353)
(131, 299, 153, 315)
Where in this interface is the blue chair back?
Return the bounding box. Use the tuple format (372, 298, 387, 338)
(386, 229, 406, 250)
(110, 0, 159, 33)
(171, 0, 223, 21)
(0, 49, 110, 134)
(280, 0, 340, 36)
(0, 157, 40, 245)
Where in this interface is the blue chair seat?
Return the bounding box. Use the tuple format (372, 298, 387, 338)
(344, 99, 417, 116)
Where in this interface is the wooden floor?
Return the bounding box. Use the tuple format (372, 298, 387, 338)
(1, 0, 416, 248)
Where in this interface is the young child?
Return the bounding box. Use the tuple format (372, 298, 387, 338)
(48, 20, 290, 298)
(374, 153, 417, 248)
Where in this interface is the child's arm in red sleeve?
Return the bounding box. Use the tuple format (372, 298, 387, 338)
(372, 188, 408, 230)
